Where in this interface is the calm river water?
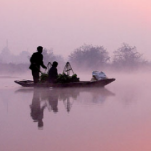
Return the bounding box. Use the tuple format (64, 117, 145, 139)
(0, 72, 151, 151)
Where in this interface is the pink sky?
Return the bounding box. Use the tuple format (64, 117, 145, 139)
(0, 0, 151, 59)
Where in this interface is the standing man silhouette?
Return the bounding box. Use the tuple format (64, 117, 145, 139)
(29, 46, 47, 83)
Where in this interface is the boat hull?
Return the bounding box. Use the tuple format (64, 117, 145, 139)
(14, 78, 115, 88)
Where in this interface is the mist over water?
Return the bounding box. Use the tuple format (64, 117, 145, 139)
(0, 71, 151, 151)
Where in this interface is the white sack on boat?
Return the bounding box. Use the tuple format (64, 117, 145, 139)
(91, 71, 107, 81)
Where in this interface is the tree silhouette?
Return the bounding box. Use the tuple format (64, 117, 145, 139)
(69, 44, 110, 70)
(113, 43, 146, 69)
(42, 48, 65, 72)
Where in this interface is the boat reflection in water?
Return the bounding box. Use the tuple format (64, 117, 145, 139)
(16, 87, 115, 129)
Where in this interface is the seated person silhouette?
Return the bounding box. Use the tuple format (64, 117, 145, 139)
(48, 61, 58, 83)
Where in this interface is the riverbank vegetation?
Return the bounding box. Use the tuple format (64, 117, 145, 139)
(0, 43, 150, 74)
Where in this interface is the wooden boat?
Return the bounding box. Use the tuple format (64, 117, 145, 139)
(14, 78, 115, 88)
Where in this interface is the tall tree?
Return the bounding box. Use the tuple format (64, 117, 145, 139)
(113, 43, 146, 69)
(69, 44, 110, 70)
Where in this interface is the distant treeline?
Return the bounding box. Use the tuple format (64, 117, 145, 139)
(0, 63, 29, 74)
(0, 43, 151, 74)
(69, 43, 151, 72)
